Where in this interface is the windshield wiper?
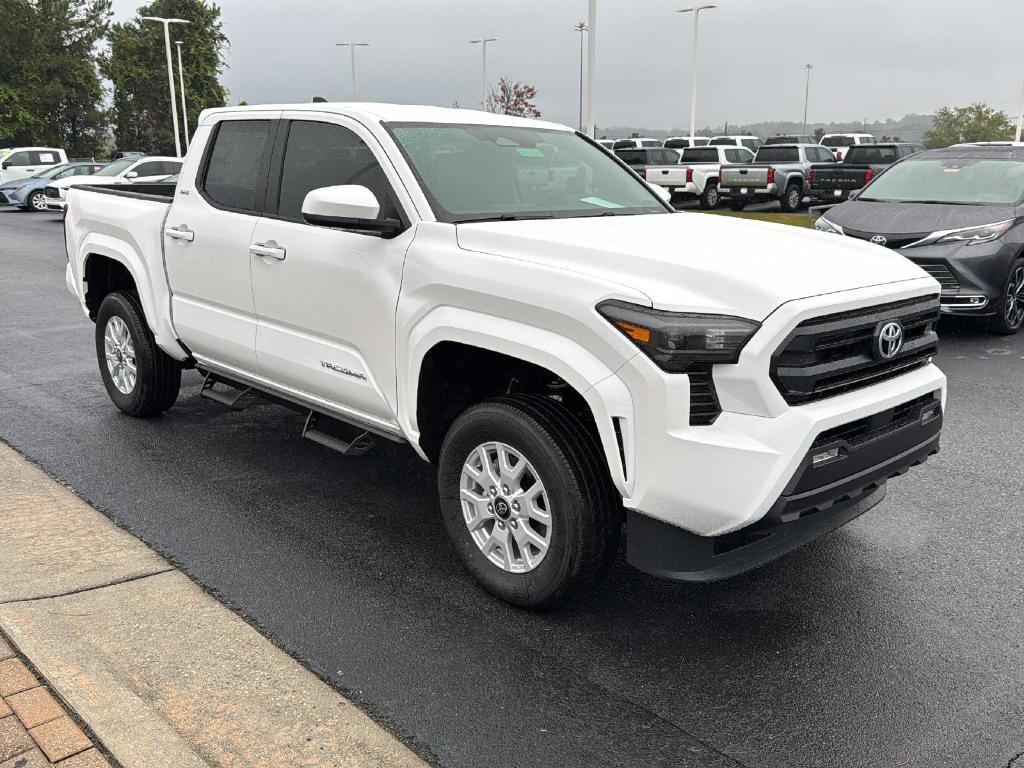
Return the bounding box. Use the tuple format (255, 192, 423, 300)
(454, 213, 555, 224)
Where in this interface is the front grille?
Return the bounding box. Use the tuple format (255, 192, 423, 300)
(771, 296, 940, 406)
(916, 262, 960, 292)
(688, 367, 721, 426)
(844, 228, 925, 250)
(44, 186, 60, 199)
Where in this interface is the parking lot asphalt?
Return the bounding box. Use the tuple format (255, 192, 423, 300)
(1, 208, 1022, 768)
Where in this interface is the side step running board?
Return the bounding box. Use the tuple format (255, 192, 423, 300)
(302, 411, 376, 457)
(200, 372, 252, 410)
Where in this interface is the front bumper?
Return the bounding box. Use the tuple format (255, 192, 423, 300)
(901, 239, 1017, 317)
(810, 186, 854, 202)
(627, 391, 941, 580)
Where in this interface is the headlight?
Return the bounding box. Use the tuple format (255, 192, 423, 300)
(597, 300, 760, 372)
(814, 216, 844, 235)
(906, 219, 1015, 248)
(8, 186, 24, 193)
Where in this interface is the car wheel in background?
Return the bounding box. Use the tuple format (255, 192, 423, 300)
(699, 183, 720, 210)
(27, 191, 48, 212)
(95, 291, 182, 416)
(779, 183, 802, 213)
(989, 257, 1024, 335)
(729, 198, 746, 211)
(437, 395, 621, 609)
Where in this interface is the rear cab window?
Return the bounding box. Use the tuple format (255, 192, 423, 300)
(201, 120, 274, 212)
(683, 148, 720, 163)
(755, 147, 799, 163)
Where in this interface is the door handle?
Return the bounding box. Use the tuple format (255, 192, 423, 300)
(165, 225, 195, 242)
(250, 241, 286, 261)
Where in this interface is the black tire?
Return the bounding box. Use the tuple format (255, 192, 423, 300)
(26, 190, 48, 212)
(95, 291, 181, 417)
(698, 182, 720, 210)
(729, 198, 746, 211)
(437, 395, 622, 608)
(988, 257, 1024, 335)
(779, 183, 802, 212)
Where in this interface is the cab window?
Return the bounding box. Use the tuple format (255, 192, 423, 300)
(202, 120, 273, 213)
(273, 120, 400, 224)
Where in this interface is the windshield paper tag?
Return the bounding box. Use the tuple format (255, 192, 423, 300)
(581, 196, 624, 209)
(516, 148, 544, 157)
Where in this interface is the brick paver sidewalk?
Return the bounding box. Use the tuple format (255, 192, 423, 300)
(0, 635, 111, 768)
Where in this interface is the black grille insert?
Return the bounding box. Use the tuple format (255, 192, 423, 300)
(688, 367, 721, 426)
(771, 296, 940, 406)
(916, 262, 960, 292)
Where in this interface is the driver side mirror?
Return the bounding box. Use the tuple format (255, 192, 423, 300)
(1, 162, 10, 170)
(647, 182, 672, 204)
(124, 171, 138, 180)
(848, 189, 861, 201)
(301, 185, 403, 238)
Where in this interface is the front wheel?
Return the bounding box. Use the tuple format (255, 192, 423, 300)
(26, 190, 48, 212)
(989, 257, 1024, 335)
(699, 183, 720, 210)
(437, 395, 621, 608)
(95, 291, 181, 417)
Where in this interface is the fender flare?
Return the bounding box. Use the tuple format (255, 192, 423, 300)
(400, 306, 636, 497)
(78, 234, 189, 361)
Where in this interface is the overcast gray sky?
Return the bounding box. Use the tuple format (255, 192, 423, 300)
(110, 0, 1024, 131)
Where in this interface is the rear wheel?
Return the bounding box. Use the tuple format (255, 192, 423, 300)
(26, 191, 48, 212)
(437, 395, 621, 608)
(95, 291, 181, 417)
(779, 183, 802, 212)
(989, 257, 1024, 335)
(699, 182, 720, 210)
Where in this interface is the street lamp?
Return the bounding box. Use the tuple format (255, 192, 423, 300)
(469, 37, 498, 111)
(1015, 78, 1024, 144)
(677, 5, 716, 141)
(574, 22, 588, 131)
(335, 42, 369, 100)
(803, 63, 813, 134)
(174, 41, 189, 151)
(586, 0, 596, 137)
(141, 16, 189, 158)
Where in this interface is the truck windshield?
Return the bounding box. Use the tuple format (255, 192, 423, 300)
(387, 123, 667, 223)
(861, 158, 1024, 205)
(755, 147, 799, 163)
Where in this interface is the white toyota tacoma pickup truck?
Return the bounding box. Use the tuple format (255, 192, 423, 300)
(64, 103, 947, 608)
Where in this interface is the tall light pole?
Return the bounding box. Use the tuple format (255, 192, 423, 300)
(141, 17, 189, 158)
(1015, 78, 1024, 144)
(585, 0, 596, 137)
(336, 42, 369, 100)
(174, 41, 190, 151)
(469, 37, 498, 110)
(574, 22, 588, 132)
(802, 63, 813, 134)
(677, 5, 716, 140)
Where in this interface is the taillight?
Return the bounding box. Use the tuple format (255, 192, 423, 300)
(807, 169, 815, 184)
(767, 167, 775, 185)
(685, 168, 693, 183)
(863, 168, 875, 184)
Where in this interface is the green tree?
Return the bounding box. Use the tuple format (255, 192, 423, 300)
(102, 0, 228, 156)
(813, 127, 825, 142)
(923, 103, 1014, 149)
(0, 0, 111, 156)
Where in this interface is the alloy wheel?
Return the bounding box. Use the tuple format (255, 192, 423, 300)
(459, 441, 552, 573)
(1005, 264, 1024, 329)
(30, 192, 47, 211)
(103, 316, 137, 394)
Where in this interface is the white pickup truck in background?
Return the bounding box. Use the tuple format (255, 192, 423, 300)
(64, 103, 946, 607)
(644, 145, 755, 208)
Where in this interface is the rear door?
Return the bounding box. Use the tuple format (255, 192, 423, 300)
(247, 113, 415, 424)
(164, 113, 279, 372)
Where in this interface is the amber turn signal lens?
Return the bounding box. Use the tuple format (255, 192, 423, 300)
(615, 321, 651, 344)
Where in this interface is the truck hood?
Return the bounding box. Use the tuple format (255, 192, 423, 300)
(455, 212, 931, 320)
(822, 200, 1020, 236)
(52, 176, 117, 190)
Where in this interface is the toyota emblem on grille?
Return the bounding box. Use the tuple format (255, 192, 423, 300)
(875, 321, 904, 360)
(870, 235, 888, 246)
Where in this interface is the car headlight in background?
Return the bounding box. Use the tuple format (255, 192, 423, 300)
(814, 217, 844, 236)
(597, 300, 760, 372)
(906, 220, 1015, 248)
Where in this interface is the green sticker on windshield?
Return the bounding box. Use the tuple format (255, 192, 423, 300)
(516, 147, 544, 157)
(580, 196, 624, 209)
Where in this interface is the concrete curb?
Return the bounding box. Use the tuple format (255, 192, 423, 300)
(0, 442, 427, 768)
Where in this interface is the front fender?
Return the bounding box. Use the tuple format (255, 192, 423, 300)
(400, 306, 637, 497)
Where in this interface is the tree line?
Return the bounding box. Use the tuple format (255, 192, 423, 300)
(0, 0, 228, 158)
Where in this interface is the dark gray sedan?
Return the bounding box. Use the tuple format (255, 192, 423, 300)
(815, 144, 1024, 334)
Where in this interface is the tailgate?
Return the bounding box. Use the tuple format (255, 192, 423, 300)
(645, 165, 689, 186)
(720, 166, 770, 189)
(811, 166, 867, 190)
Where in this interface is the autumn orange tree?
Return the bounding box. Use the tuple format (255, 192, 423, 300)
(486, 78, 541, 119)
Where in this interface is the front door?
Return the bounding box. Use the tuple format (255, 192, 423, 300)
(163, 114, 279, 373)
(249, 115, 414, 425)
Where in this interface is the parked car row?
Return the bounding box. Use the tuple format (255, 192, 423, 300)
(43, 155, 181, 211)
